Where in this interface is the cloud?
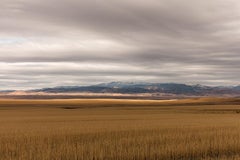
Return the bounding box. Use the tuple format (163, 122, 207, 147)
(0, 0, 240, 89)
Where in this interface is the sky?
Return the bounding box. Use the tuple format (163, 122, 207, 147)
(1, 0, 240, 90)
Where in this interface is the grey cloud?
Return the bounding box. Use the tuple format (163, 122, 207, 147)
(0, 0, 240, 89)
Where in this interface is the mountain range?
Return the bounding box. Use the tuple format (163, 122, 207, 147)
(29, 82, 240, 96)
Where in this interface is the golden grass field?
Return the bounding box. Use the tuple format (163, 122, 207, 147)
(0, 98, 240, 160)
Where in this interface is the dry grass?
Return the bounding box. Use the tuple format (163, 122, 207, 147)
(0, 98, 240, 160)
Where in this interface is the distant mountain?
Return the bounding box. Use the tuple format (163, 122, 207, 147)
(233, 86, 240, 91)
(0, 90, 16, 93)
(31, 82, 240, 96)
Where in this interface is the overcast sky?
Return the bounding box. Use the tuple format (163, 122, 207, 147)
(1, 0, 240, 89)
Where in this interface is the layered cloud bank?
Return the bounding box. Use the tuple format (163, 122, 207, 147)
(1, 0, 240, 89)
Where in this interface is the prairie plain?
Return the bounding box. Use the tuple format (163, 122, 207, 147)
(0, 98, 240, 160)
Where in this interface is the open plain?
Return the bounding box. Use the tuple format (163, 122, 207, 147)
(0, 98, 240, 160)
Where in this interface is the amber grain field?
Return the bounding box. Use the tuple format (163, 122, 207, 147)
(0, 98, 240, 160)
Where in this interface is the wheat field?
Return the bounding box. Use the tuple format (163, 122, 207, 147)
(0, 98, 240, 160)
